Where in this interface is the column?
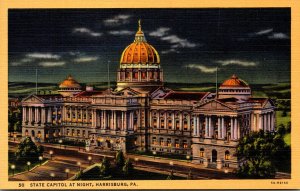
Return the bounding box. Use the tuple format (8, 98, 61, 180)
(172, 113, 175, 130)
(56, 107, 59, 123)
(114, 111, 117, 130)
(197, 115, 201, 136)
(164, 112, 167, 129)
(193, 116, 197, 135)
(22, 107, 26, 123)
(271, 112, 275, 131)
(187, 114, 190, 131)
(47, 107, 52, 123)
(41, 107, 46, 124)
(179, 112, 183, 131)
(86, 108, 89, 125)
(81, 108, 83, 124)
(208, 116, 212, 137)
(121, 111, 124, 130)
(92, 109, 96, 127)
(104, 110, 107, 128)
(28, 107, 32, 123)
(131, 111, 134, 130)
(234, 117, 238, 140)
(34, 107, 38, 123)
(263, 113, 266, 131)
(75, 107, 78, 122)
(268, 113, 272, 131)
(221, 117, 225, 139)
(124, 111, 127, 131)
(259, 114, 263, 130)
(217, 117, 221, 139)
(205, 116, 209, 138)
(230, 117, 234, 140)
(196, 116, 199, 136)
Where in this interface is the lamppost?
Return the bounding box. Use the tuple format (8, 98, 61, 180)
(88, 156, 92, 165)
(77, 161, 81, 171)
(39, 156, 43, 166)
(13, 133, 16, 142)
(152, 151, 157, 160)
(134, 157, 139, 165)
(50, 172, 55, 180)
(49, 150, 53, 160)
(169, 161, 174, 169)
(11, 164, 15, 176)
(110, 140, 114, 151)
(186, 155, 190, 163)
(27, 161, 31, 172)
(65, 168, 70, 179)
(58, 139, 63, 148)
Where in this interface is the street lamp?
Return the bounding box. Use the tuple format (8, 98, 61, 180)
(49, 150, 53, 160)
(77, 161, 81, 171)
(50, 172, 55, 180)
(58, 139, 63, 148)
(169, 161, 174, 174)
(65, 168, 70, 179)
(134, 157, 139, 165)
(152, 151, 157, 160)
(224, 168, 229, 174)
(186, 155, 190, 163)
(27, 161, 31, 172)
(11, 164, 15, 176)
(39, 156, 43, 166)
(13, 134, 16, 142)
(88, 156, 92, 165)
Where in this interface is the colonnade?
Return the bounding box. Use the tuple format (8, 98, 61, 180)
(253, 112, 275, 132)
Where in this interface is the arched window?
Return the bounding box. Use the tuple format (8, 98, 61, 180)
(200, 148, 204, 157)
(225, 150, 230, 160)
(25, 130, 29, 136)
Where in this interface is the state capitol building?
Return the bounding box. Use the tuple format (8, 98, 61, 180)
(21, 21, 276, 170)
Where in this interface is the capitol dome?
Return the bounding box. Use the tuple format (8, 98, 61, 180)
(59, 75, 82, 89)
(58, 75, 82, 97)
(116, 20, 163, 92)
(218, 74, 251, 100)
(120, 20, 160, 65)
(220, 74, 249, 87)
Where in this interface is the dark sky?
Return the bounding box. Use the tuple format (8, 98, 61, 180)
(8, 8, 290, 84)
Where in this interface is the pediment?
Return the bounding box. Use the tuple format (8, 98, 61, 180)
(116, 87, 141, 96)
(195, 100, 234, 111)
(22, 94, 44, 104)
(263, 99, 274, 108)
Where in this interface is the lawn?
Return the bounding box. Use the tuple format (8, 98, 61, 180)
(8, 151, 47, 175)
(276, 110, 291, 127)
(284, 133, 291, 146)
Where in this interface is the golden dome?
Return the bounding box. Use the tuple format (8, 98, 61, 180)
(59, 75, 82, 89)
(220, 74, 249, 87)
(120, 20, 160, 64)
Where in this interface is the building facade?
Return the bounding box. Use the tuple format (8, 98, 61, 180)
(21, 21, 275, 169)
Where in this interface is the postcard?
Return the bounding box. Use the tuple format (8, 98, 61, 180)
(1, 0, 299, 190)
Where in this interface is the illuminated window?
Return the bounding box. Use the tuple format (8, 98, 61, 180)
(183, 120, 188, 130)
(153, 118, 157, 128)
(200, 148, 204, 157)
(176, 121, 180, 130)
(77, 130, 80, 136)
(183, 140, 188, 148)
(175, 139, 179, 148)
(72, 129, 75, 136)
(67, 129, 70, 136)
(160, 138, 164, 146)
(168, 119, 172, 129)
(167, 138, 172, 147)
(160, 119, 165, 129)
(152, 137, 156, 145)
(82, 130, 85, 137)
(225, 150, 230, 160)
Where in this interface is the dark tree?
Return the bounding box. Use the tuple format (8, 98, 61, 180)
(115, 150, 125, 169)
(99, 157, 111, 177)
(286, 121, 291, 133)
(237, 130, 290, 178)
(122, 158, 134, 176)
(15, 137, 44, 163)
(277, 124, 286, 136)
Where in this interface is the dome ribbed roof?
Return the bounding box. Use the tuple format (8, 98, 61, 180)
(120, 20, 160, 65)
(59, 75, 82, 89)
(220, 74, 249, 87)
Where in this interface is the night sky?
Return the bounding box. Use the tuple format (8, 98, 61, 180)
(8, 8, 290, 84)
